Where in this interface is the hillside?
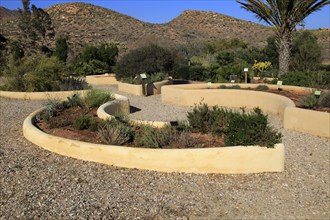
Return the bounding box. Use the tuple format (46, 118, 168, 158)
(0, 2, 328, 61)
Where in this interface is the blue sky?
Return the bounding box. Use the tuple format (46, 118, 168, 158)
(1, 0, 329, 29)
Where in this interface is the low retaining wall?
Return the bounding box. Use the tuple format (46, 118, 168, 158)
(86, 74, 119, 85)
(0, 90, 87, 100)
(162, 83, 329, 138)
(23, 107, 285, 174)
(97, 94, 130, 119)
(118, 80, 172, 96)
(162, 84, 295, 117)
(97, 100, 170, 128)
(284, 107, 330, 138)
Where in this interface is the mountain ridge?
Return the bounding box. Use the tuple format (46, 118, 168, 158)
(0, 2, 328, 62)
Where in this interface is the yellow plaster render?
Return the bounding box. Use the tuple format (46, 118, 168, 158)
(0, 90, 87, 100)
(284, 107, 330, 138)
(86, 74, 119, 85)
(118, 80, 172, 96)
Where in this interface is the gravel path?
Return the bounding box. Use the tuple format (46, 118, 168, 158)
(1, 88, 329, 219)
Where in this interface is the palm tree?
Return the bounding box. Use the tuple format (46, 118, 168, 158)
(236, 0, 329, 76)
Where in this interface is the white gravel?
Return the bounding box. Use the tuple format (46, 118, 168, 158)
(0, 87, 329, 219)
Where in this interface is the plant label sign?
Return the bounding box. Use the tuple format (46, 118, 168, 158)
(314, 90, 321, 96)
(244, 68, 248, 72)
(207, 82, 212, 85)
(140, 73, 147, 79)
(277, 81, 283, 86)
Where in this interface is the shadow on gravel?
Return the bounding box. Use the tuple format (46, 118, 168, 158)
(130, 106, 141, 113)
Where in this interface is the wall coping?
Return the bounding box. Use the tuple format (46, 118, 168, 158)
(0, 90, 88, 100)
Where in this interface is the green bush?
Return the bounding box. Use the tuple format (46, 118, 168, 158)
(224, 108, 282, 148)
(40, 98, 65, 121)
(115, 44, 174, 80)
(274, 71, 330, 89)
(298, 92, 330, 109)
(187, 103, 234, 135)
(74, 43, 118, 75)
(83, 90, 114, 108)
(74, 115, 91, 130)
(1, 55, 88, 92)
(98, 116, 134, 145)
(173, 64, 190, 80)
(291, 31, 322, 71)
(255, 85, 269, 90)
(186, 104, 281, 148)
(60, 77, 90, 91)
(319, 92, 330, 108)
(133, 124, 176, 148)
(298, 94, 319, 109)
(218, 85, 241, 89)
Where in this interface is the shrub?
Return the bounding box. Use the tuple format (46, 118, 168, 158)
(173, 64, 190, 80)
(40, 98, 64, 121)
(74, 43, 118, 75)
(54, 36, 68, 62)
(290, 31, 322, 71)
(318, 92, 330, 108)
(67, 94, 85, 108)
(274, 71, 329, 89)
(74, 115, 91, 130)
(133, 124, 176, 148)
(218, 85, 241, 89)
(187, 103, 234, 135)
(255, 85, 269, 91)
(298, 94, 319, 109)
(83, 90, 114, 108)
(98, 116, 134, 145)
(60, 77, 90, 91)
(115, 44, 174, 80)
(224, 108, 282, 148)
(186, 104, 282, 148)
(1, 55, 79, 92)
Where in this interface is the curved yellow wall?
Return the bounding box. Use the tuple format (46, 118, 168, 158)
(162, 84, 295, 117)
(0, 90, 87, 100)
(86, 74, 119, 85)
(118, 80, 172, 96)
(23, 108, 285, 174)
(161, 84, 329, 138)
(284, 107, 330, 137)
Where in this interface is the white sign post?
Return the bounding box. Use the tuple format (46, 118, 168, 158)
(244, 68, 248, 84)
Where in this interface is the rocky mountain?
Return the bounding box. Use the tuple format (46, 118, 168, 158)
(0, 2, 328, 62)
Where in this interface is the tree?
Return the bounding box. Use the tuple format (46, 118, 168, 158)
(74, 43, 119, 75)
(237, 0, 329, 76)
(31, 5, 55, 43)
(18, 0, 35, 41)
(18, 0, 55, 47)
(10, 41, 25, 61)
(0, 34, 8, 74)
(54, 36, 68, 62)
(115, 44, 174, 80)
(291, 31, 322, 71)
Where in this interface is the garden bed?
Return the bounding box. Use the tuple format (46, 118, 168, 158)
(217, 84, 330, 112)
(36, 106, 225, 149)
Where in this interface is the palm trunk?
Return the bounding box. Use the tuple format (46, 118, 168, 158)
(277, 34, 292, 77)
